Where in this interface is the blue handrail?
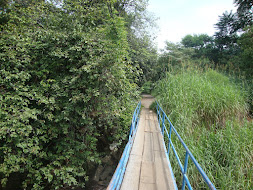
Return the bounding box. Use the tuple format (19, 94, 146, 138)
(156, 101, 216, 190)
(107, 101, 141, 190)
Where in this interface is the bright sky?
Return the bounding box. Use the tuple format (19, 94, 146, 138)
(147, 0, 237, 49)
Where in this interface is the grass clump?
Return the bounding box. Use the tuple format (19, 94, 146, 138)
(153, 67, 252, 189)
(154, 69, 247, 131)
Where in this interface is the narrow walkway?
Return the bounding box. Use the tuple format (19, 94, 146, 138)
(120, 95, 176, 190)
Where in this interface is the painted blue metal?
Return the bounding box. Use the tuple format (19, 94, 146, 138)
(167, 124, 172, 155)
(182, 152, 189, 190)
(170, 140, 184, 172)
(156, 101, 216, 190)
(162, 113, 165, 135)
(107, 101, 141, 190)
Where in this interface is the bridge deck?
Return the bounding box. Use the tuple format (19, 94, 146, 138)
(120, 95, 176, 190)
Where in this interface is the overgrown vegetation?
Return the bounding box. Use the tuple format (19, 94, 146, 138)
(0, 0, 252, 189)
(0, 0, 157, 189)
(152, 64, 252, 189)
(155, 68, 248, 130)
(150, 2, 253, 189)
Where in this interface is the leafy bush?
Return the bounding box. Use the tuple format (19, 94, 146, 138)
(0, 1, 138, 189)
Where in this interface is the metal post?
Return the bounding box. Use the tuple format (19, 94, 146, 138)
(162, 112, 165, 136)
(167, 124, 172, 156)
(182, 152, 189, 190)
(158, 107, 161, 124)
(128, 123, 133, 140)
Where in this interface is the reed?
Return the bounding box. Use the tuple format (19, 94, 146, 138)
(152, 63, 252, 189)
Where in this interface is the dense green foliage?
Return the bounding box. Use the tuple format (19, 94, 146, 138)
(237, 26, 253, 77)
(152, 65, 252, 189)
(151, 3, 253, 187)
(0, 0, 159, 189)
(0, 0, 252, 189)
(155, 69, 248, 130)
(179, 1, 252, 78)
(111, 0, 158, 87)
(174, 2, 253, 114)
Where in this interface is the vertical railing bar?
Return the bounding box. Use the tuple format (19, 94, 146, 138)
(167, 124, 172, 157)
(158, 106, 161, 128)
(162, 112, 165, 136)
(128, 123, 133, 140)
(182, 152, 189, 190)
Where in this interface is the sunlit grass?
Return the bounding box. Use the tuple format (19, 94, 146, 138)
(152, 64, 252, 189)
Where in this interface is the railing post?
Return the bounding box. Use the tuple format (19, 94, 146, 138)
(129, 109, 136, 140)
(129, 124, 132, 140)
(167, 124, 172, 156)
(157, 103, 161, 129)
(182, 152, 189, 190)
(158, 108, 160, 125)
(162, 112, 165, 136)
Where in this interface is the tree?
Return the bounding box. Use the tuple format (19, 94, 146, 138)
(213, 11, 241, 64)
(234, 0, 253, 77)
(234, 0, 253, 14)
(182, 34, 212, 49)
(153, 42, 195, 81)
(234, 0, 253, 31)
(214, 11, 239, 46)
(238, 26, 253, 77)
(111, 0, 159, 86)
(181, 34, 219, 63)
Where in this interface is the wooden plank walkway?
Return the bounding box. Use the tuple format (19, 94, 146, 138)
(120, 95, 176, 190)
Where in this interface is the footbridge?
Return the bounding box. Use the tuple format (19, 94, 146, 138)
(107, 95, 216, 190)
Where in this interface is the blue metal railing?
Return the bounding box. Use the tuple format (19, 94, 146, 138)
(107, 101, 141, 190)
(156, 101, 216, 190)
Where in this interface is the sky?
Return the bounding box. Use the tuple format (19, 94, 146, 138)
(147, 0, 237, 49)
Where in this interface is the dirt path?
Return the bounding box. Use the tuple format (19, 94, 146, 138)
(141, 94, 155, 108)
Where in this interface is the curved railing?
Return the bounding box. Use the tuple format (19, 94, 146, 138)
(156, 101, 216, 190)
(107, 101, 141, 190)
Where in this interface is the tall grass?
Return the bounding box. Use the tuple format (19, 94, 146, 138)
(152, 65, 252, 189)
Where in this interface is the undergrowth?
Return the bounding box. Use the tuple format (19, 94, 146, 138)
(152, 64, 252, 189)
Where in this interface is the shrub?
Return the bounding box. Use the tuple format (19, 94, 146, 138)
(0, 1, 138, 189)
